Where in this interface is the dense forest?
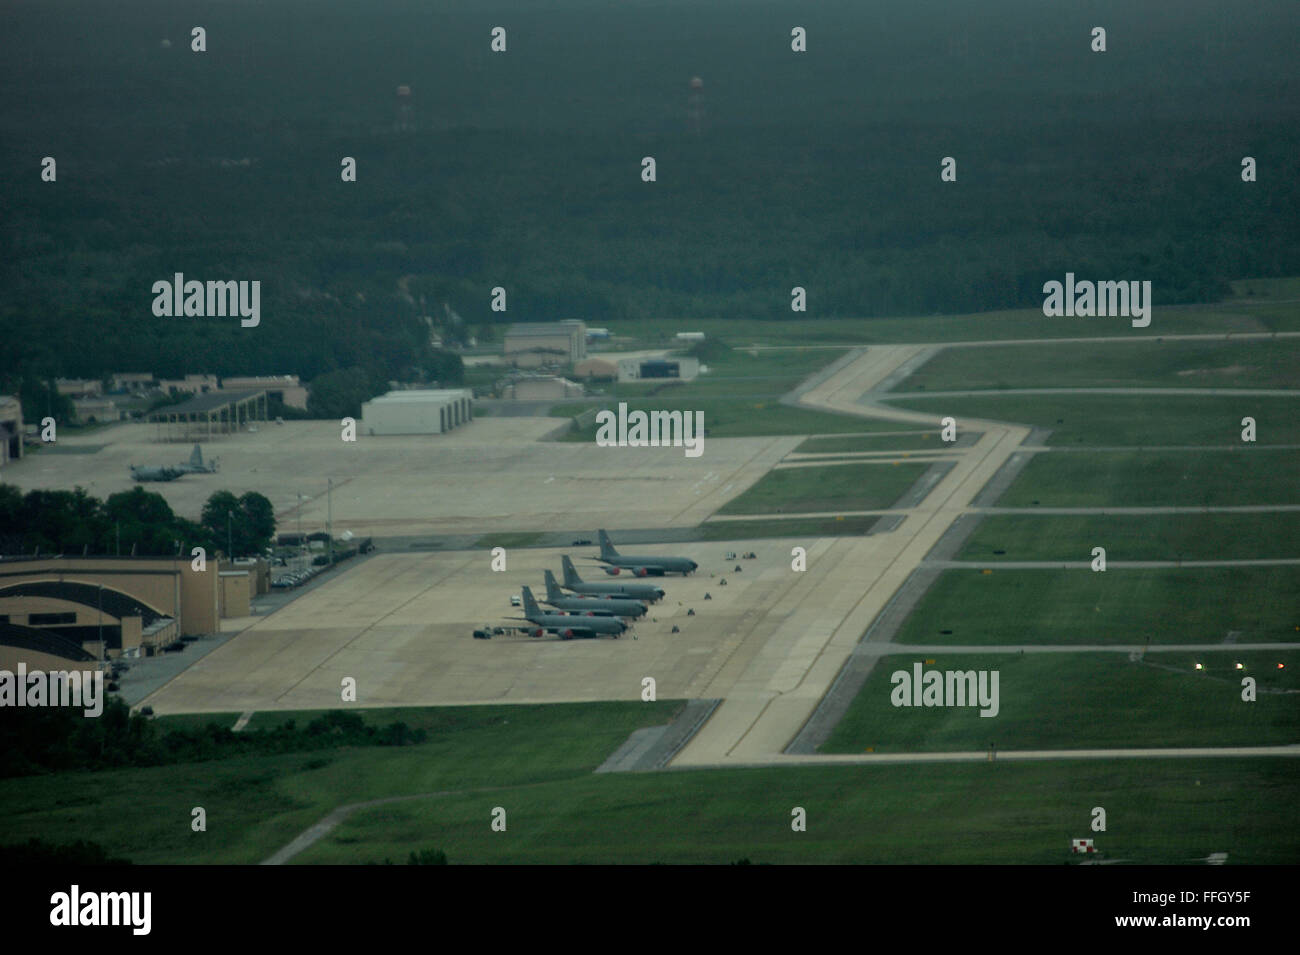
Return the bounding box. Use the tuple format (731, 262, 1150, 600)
(2, 0, 1298, 390)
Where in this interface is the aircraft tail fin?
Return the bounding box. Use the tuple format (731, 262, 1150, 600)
(598, 529, 618, 558)
(543, 569, 562, 600)
(561, 555, 582, 587)
(520, 585, 541, 617)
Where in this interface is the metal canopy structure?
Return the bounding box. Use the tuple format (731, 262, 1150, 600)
(150, 389, 268, 442)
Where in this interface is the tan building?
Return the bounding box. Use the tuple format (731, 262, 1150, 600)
(55, 378, 102, 397)
(71, 397, 120, 423)
(0, 555, 267, 669)
(219, 571, 251, 617)
(505, 377, 584, 401)
(111, 373, 155, 393)
(0, 395, 22, 467)
(222, 375, 308, 410)
(158, 374, 219, 395)
(503, 321, 587, 368)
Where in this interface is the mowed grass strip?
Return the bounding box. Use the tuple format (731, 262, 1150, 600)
(0, 702, 681, 865)
(895, 568, 1300, 646)
(717, 462, 931, 514)
(295, 758, 1300, 864)
(821, 651, 1298, 755)
(886, 394, 1300, 445)
(699, 516, 882, 540)
(895, 339, 1300, 392)
(609, 302, 1300, 347)
(996, 449, 1300, 507)
(958, 513, 1300, 561)
(794, 432, 946, 453)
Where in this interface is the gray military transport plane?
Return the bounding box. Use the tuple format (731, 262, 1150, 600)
(542, 570, 647, 618)
(592, 529, 697, 576)
(129, 464, 183, 482)
(561, 555, 664, 602)
(175, 444, 219, 474)
(511, 585, 628, 640)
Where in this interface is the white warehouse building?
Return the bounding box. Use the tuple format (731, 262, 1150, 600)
(361, 389, 474, 435)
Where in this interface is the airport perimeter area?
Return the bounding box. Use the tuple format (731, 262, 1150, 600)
(7, 326, 1298, 866)
(132, 346, 1021, 755)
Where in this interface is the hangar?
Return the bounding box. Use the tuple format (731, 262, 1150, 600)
(0, 555, 262, 670)
(504, 321, 587, 368)
(361, 389, 474, 435)
(149, 389, 268, 442)
(617, 356, 701, 382)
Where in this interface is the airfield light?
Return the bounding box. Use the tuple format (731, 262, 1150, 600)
(1235, 663, 1244, 670)
(1195, 663, 1204, 670)
(1278, 663, 1285, 669)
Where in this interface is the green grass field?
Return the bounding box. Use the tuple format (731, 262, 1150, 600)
(994, 449, 1300, 507)
(894, 568, 1300, 646)
(607, 300, 1300, 348)
(894, 339, 1300, 392)
(958, 513, 1300, 562)
(700, 516, 884, 540)
(0, 702, 681, 865)
(717, 462, 932, 515)
(295, 758, 1299, 864)
(821, 651, 1298, 754)
(794, 432, 949, 453)
(886, 394, 1300, 445)
(4, 697, 1295, 864)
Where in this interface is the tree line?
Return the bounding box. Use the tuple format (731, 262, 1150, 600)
(0, 484, 276, 560)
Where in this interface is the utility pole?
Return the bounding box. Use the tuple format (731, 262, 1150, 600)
(227, 510, 234, 560)
(327, 478, 334, 566)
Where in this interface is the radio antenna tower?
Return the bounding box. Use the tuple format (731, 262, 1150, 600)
(396, 85, 413, 132)
(687, 76, 705, 134)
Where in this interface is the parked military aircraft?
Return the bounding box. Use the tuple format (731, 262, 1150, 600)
(561, 555, 664, 602)
(176, 444, 219, 474)
(510, 586, 628, 640)
(130, 464, 183, 482)
(542, 570, 647, 618)
(592, 529, 698, 576)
